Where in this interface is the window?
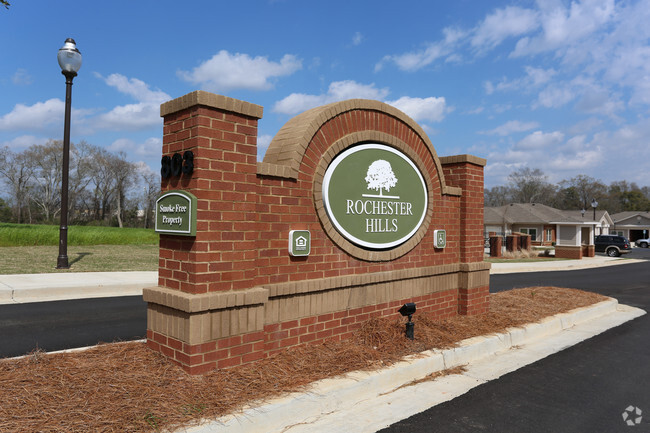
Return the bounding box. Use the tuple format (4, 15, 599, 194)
(546, 229, 552, 242)
(520, 228, 537, 241)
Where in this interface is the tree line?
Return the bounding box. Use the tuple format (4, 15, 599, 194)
(485, 167, 650, 213)
(0, 140, 159, 228)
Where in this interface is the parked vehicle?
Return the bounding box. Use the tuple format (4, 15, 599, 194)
(594, 235, 632, 257)
(635, 238, 650, 248)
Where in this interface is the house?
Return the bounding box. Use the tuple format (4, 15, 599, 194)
(484, 203, 613, 259)
(610, 211, 650, 243)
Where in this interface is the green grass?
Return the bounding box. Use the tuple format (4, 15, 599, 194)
(0, 245, 158, 274)
(0, 223, 159, 274)
(0, 223, 158, 247)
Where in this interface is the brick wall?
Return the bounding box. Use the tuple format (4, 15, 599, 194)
(555, 245, 583, 259)
(145, 92, 490, 374)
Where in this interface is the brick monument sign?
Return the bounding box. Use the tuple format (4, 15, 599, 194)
(144, 90, 490, 374)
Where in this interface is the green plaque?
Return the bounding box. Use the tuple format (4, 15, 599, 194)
(322, 143, 428, 249)
(289, 230, 311, 256)
(155, 190, 197, 236)
(434, 229, 446, 248)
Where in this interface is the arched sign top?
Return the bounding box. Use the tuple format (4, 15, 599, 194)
(322, 144, 428, 250)
(261, 99, 453, 195)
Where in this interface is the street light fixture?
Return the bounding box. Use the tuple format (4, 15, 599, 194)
(56, 38, 82, 269)
(591, 198, 598, 221)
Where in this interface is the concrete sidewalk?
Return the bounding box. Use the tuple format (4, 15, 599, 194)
(0, 256, 645, 305)
(181, 298, 646, 433)
(0, 271, 157, 304)
(489, 255, 645, 274)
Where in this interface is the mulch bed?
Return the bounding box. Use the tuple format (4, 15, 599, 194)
(0, 287, 607, 433)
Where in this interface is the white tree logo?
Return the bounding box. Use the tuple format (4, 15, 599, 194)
(363, 160, 399, 199)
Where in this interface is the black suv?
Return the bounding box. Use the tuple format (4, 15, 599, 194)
(594, 235, 631, 257)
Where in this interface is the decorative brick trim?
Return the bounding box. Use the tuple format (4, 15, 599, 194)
(160, 90, 263, 119)
(143, 286, 269, 313)
(256, 162, 294, 178)
(439, 154, 487, 167)
(262, 99, 449, 193)
(263, 263, 461, 297)
(459, 261, 492, 272)
(444, 186, 463, 196)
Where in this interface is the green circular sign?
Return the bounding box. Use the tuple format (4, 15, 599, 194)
(322, 143, 428, 249)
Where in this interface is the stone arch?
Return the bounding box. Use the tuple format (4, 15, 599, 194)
(259, 99, 453, 195)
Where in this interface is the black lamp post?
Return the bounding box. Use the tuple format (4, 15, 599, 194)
(56, 38, 82, 269)
(591, 198, 598, 221)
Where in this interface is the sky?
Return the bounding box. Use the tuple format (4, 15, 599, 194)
(1, 0, 650, 189)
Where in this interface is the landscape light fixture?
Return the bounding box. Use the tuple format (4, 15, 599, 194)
(398, 302, 416, 340)
(591, 198, 598, 221)
(56, 38, 82, 269)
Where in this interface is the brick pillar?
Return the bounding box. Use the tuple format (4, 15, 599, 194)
(520, 234, 531, 250)
(158, 91, 262, 293)
(440, 155, 490, 315)
(145, 91, 267, 374)
(506, 235, 519, 252)
(490, 236, 502, 257)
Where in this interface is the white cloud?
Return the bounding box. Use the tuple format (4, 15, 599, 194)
(95, 103, 162, 131)
(575, 87, 624, 118)
(273, 81, 389, 115)
(0, 99, 64, 131)
(480, 120, 540, 136)
(535, 84, 575, 108)
(471, 6, 539, 51)
(511, 0, 616, 57)
(516, 130, 565, 150)
(0, 135, 48, 149)
(92, 73, 170, 131)
(485, 66, 557, 95)
(385, 96, 449, 123)
(109, 137, 161, 158)
(178, 50, 302, 92)
(352, 32, 363, 46)
(375, 27, 464, 72)
(257, 134, 273, 161)
(12, 69, 32, 86)
(98, 73, 170, 103)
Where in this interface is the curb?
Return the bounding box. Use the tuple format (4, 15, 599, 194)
(179, 299, 646, 433)
(0, 272, 157, 304)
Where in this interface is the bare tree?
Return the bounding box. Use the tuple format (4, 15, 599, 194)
(484, 185, 513, 207)
(85, 145, 117, 222)
(0, 146, 34, 223)
(557, 175, 607, 210)
(507, 167, 556, 204)
(110, 152, 136, 228)
(23, 141, 65, 222)
(139, 165, 160, 229)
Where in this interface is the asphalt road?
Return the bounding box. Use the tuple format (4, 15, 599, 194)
(379, 259, 650, 433)
(0, 296, 147, 358)
(1, 253, 649, 431)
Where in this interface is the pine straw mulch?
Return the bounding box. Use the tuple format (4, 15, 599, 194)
(0, 286, 608, 433)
